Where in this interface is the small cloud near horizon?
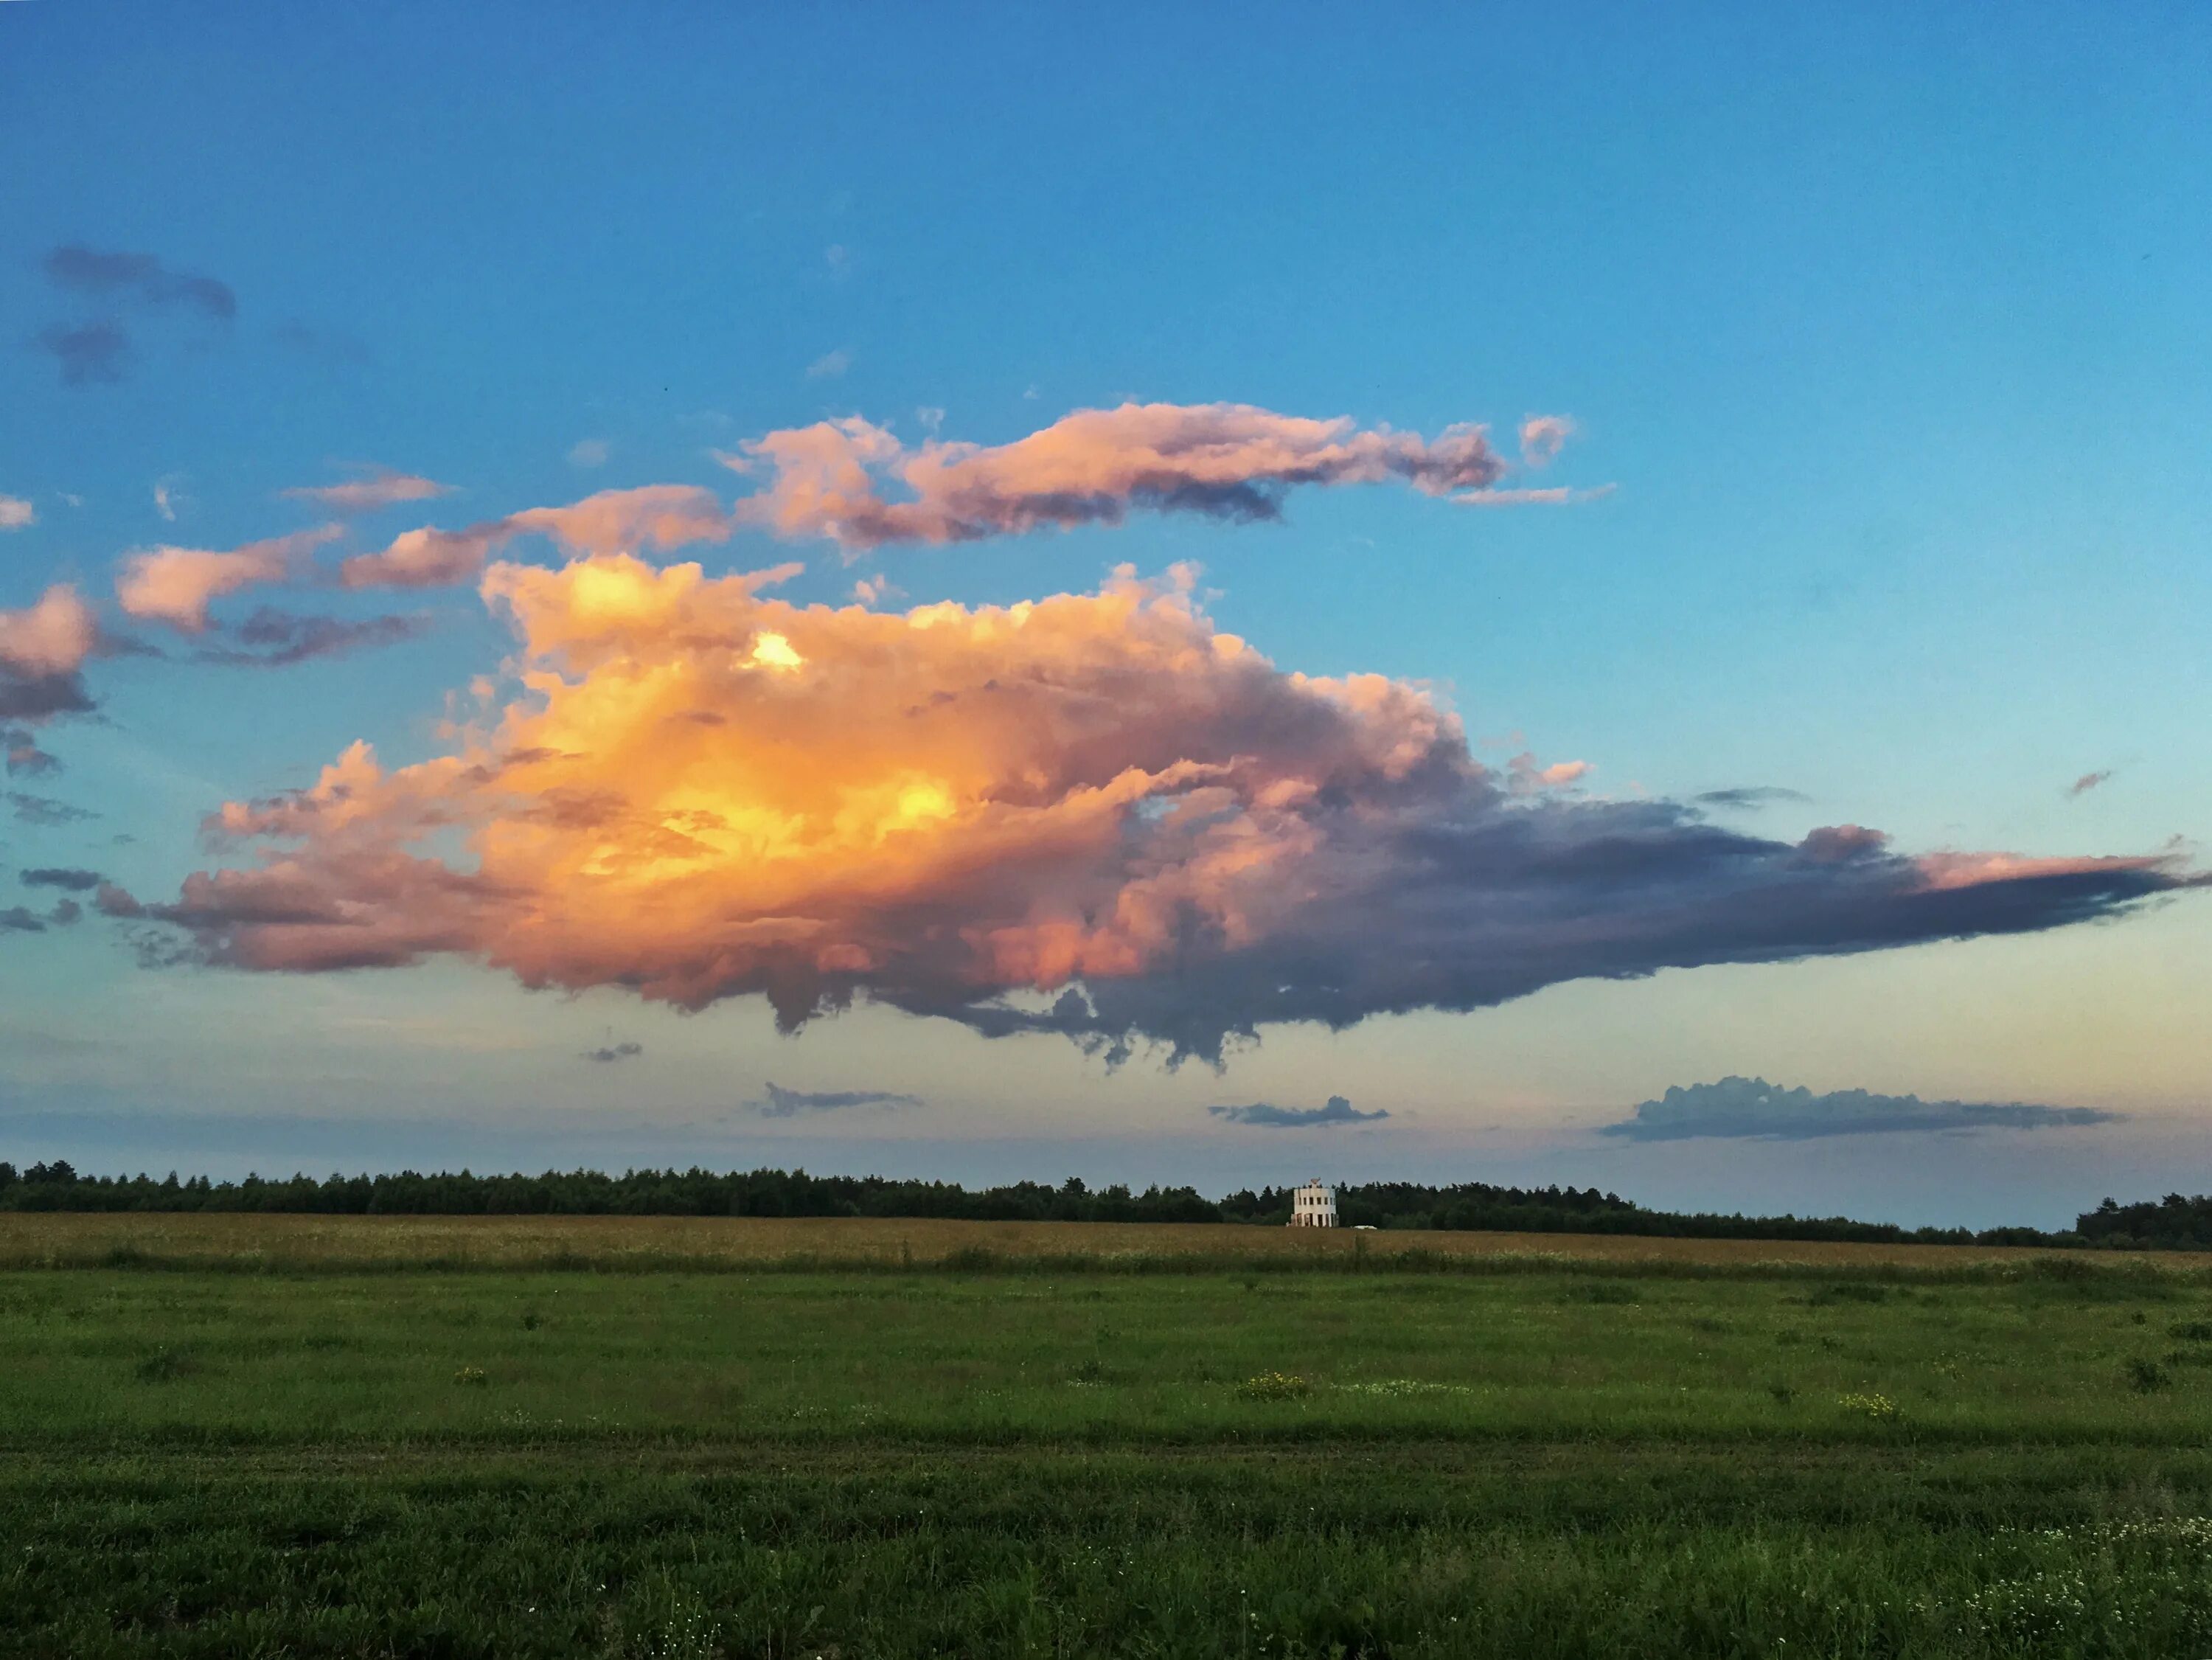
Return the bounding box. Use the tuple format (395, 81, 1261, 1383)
(1695, 786, 1810, 810)
(1601, 1076, 2121, 1142)
(1209, 1095, 1388, 1130)
(751, 1082, 923, 1118)
(2067, 770, 2114, 799)
(582, 1041, 643, 1064)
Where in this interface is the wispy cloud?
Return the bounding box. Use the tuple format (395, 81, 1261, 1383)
(340, 485, 730, 590)
(1601, 1076, 2121, 1142)
(805, 348, 852, 380)
(1209, 1095, 1388, 1129)
(116, 526, 343, 633)
(18, 868, 103, 892)
(280, 468, 453, 514)
(751, 1083, 924, 1117)
(44, 245, 236, 319)
(2067, 770, 2113, 799)
(38, 245, 236, 387)
(7, 791, 98, 827)
(720, 401, 1517, 552)
(1695, 786, 1809, 810)
(40, 322, 131, 386)
(567, 439, 610, 470)
(195, 608, 430, 668)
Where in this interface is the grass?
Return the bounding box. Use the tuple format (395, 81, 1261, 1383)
(6, 1215, 2212, 1656)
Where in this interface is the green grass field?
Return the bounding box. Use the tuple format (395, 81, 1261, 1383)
(7, 1219, 2212, 1656)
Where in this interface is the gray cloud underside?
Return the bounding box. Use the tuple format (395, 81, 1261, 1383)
(195, 610, 430, 669)
(1601, 1075, 2122, 1141)
(18, 868, 103, 892)
(7, 791, 99, 827)
(1209, 1094, 1387, 1128)
(44, 246, 237, 319)
(752, 1083, 925, 1118)
(0, 672, 95, 724)
(914, 794, 2202, 1067)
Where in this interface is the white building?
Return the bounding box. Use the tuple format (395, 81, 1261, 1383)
(1288, 1178, 1337, 1228)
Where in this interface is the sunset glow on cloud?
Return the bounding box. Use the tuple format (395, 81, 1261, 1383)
(99, 540, 2201, 1067)
(723, 402, 1523, 552)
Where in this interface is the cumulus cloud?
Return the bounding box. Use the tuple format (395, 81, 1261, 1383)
(339, 485, 730, 589)
(751, 1083, 924, 1117)
(2067, 770, 2113, 799)
(0, 586, 99, 681)
(1601, 1076, 2121, 1141)
(0, 586, 100, 725)
(720, 402, 1513, 552)
(97, 555, 2204, 1067)
(0, 496, 35, 530)
(19, 868, 103, 892)
(280, 469, 453, 514)
(1208, 1094, 1387, 1128)
(582, 1041, 643, 1063)
(116, 526, 343, 632)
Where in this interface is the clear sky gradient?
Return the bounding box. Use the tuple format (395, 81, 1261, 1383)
(1, 1, 2207, 1227)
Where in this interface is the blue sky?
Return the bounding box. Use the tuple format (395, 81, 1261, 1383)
(1, 1, 2208, 1226)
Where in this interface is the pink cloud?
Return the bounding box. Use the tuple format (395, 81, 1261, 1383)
(340, 485, 730, 590)
(116, 526, 342, 632)
(1519, 415, 1576, 467)
(280, 468, 454, 514)
(0, 585, 98, 678)
(1509, 753, 1591, 791)
(722, 402, 1512, 553)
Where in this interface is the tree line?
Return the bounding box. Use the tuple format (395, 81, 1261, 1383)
(0, 1159, 2201, 1247)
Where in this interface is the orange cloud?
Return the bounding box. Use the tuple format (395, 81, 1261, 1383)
(339, 485, 729, 589)
(722, 402, 1514, 552)
(116, 526, 342, 632)
(114, 554, 2203, 1067)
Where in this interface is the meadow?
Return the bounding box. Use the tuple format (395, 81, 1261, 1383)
(6, 1216, 2212, 1657)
